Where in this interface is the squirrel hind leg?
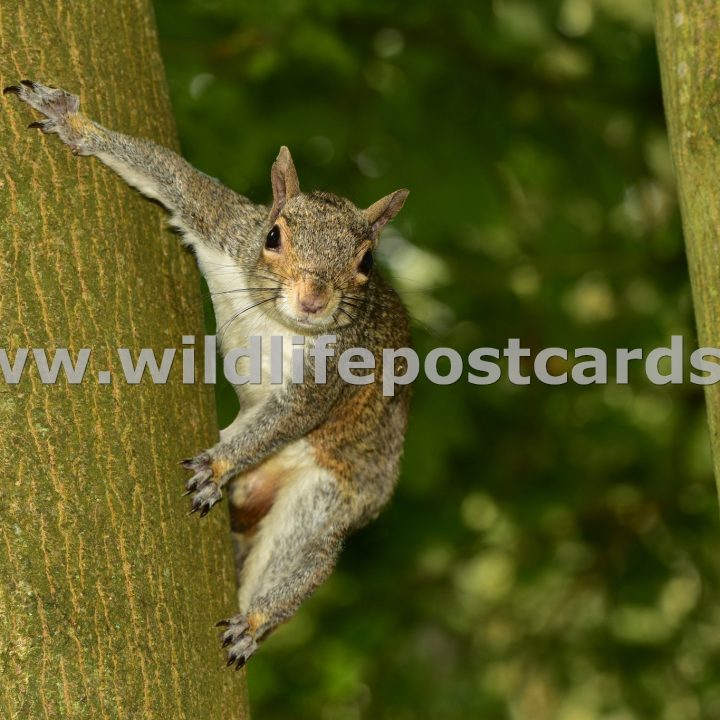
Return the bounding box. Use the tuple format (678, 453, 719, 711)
(227, 468, 285, 535)
(225, 446, 303, 583)
(229, 531, 251, 589)
(226, 473, 282, 587)
(219, 456, 350, 667)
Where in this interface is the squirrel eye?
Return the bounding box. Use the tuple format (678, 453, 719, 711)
(265, 225, 281, 251)
(358, 250, 373, 276)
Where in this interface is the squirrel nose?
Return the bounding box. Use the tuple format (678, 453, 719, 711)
(299, 294, 328, 314)
(295, 275, 331, 316)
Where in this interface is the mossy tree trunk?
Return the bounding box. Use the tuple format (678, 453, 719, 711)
(0, 1, 248, 717)
(655, 4, 720, 504)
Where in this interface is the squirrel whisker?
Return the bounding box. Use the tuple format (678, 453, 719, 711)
(335, 306, 357, 325)
(338, 300, 366, 314)
(217, 296, 279, 343)
(210, 288, 278, 297)
(246, 269, 291, 286)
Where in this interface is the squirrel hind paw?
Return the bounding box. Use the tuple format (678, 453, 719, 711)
(217, 614, 257, 670)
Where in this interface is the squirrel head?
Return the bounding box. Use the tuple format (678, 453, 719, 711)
(251, 146, 408, 333)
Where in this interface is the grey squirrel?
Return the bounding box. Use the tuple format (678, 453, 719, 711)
(4, 80, 412, 669)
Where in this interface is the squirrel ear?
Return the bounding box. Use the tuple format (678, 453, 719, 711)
(363, 189, 409, 237)
(270, 146, 300, 221)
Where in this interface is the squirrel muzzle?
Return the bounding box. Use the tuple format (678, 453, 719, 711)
(291, 275, 333, 317)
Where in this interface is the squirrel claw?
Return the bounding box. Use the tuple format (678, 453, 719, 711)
(189, 480, 222, 517)
(184, 467, 212, 493)
(227, 635, 257, 670)
(181, 452, 211, 471)
(217, 614, 249, 633)
(217, 614, 256, 670)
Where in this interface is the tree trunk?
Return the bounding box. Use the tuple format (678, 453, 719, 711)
(655, 4, 720, 502)
(0, 1, 249, 718)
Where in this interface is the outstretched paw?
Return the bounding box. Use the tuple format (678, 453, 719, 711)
(181, 453, 223, 517)
(216, 614, 258, 670)
(3, 80, 91, 153)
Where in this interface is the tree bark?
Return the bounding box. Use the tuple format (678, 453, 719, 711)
(655, 4, 720, 502)
(0, 1, 249, 718)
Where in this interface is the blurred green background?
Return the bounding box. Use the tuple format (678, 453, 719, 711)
(152, 1, 720, 718)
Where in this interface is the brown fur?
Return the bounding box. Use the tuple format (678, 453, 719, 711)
(229, 463, 287, 533)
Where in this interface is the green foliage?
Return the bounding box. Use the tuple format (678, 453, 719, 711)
(153, 1, 720, 718)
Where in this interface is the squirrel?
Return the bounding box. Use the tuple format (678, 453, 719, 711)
(4, 80, 412, 669)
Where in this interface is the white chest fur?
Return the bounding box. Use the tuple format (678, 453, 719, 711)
(194, 245, 299, 411)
